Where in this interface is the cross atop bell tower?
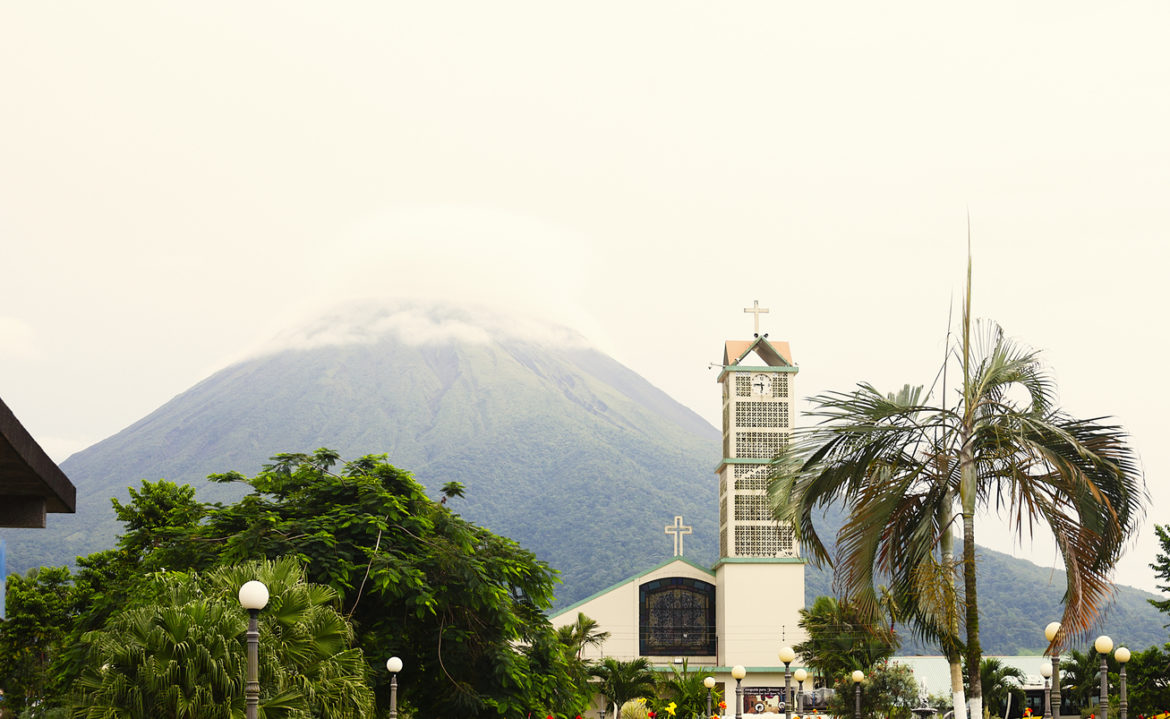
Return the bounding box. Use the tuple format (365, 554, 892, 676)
(743, 300, 770, 335)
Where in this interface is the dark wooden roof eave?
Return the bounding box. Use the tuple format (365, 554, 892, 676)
(0, 396, 76, 514)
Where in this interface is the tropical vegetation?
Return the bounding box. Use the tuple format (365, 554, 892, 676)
(794, 595, 898, 682)
(826, 661, 919, 719)
(591, 658, 658, 717)
(73, 558, 372, 719)
(0, 450, 595, 719)
(770, 255, 1147, 719)
(964, 657, 1025, 719)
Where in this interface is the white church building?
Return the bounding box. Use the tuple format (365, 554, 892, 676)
(550, 304, 809, 715)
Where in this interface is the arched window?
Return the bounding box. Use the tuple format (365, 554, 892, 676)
(639, 577, 716, 656)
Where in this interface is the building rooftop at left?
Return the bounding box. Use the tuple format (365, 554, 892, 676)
(0, 396, 76, 528)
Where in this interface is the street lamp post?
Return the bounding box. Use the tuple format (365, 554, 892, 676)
(704, 676, 716, 719)
(1045, 622, 1062, 719)
(238, 580, 269, 719)
(793, 669, 808, 716)
(1040, 661, 1053, 719)
(1115, 647, 1130, 719)
(852, 670, 864, 719)
(732, 665, 747, 719)
(1094, 636, 1114, 719)
(780, 646, 796, 719)
(386, 656, 403, 719)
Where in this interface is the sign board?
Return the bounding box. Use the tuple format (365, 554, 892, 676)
(744, 687, 787, 715)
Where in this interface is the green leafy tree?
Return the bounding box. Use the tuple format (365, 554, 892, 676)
(0, 566, 77, 717)
(73, 557, 372, 719)
(120, 449, 573, 718)
(827, 661, 919, 719)
(793, 596, 898, 683)
(772, 254, 1147, 719)
(1123, 644, 1170, 715)
(110, 480, 206, 572)
(590, 658, 658, 718)
(1149, 524, 1170, 620)
(523, 627, 594, 719)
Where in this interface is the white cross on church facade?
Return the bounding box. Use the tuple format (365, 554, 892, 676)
(665, 515, 692, 557)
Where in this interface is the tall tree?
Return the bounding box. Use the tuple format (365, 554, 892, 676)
(1148, 524, 1170, 619)
(793, 595, 898, 683)
(772, 253, 1147, 719)
(0, 566, 77, 717)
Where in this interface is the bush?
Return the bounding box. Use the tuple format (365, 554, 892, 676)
(827, 661, 920, 719)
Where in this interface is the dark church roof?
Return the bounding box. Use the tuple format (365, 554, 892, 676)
(0, 396, 76, 528)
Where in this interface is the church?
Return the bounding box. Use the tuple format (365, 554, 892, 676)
(549, 303, 808, 715)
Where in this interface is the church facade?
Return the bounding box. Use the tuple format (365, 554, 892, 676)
(549, 305, 808, 714)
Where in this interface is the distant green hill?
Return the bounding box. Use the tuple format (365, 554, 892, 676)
(3, 302, 1165, 654)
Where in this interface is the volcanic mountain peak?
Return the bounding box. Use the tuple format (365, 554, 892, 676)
(254, 299, 593, 358)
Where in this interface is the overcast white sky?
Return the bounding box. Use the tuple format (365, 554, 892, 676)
(2, 2, 1168, 597)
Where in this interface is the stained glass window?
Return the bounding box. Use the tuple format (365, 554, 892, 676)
(638, 577, 717, 656)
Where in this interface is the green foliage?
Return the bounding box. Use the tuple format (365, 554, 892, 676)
(654, 660, 719, 719)
(1149, 525, 1170, 620)
(439, 481, 466, 504)
(73, 558, 372, 719)
(591, 658, 658, 716)
(0, 567, 78, 717)
(1, 449, 590, 718)
(1059, 648, 1114, 711)
(795, 596, 898, 682)
(110, 480, 205, 572)
(109, 449, 579, 718)
(827, 661, 919, 719)
(193, 451, 565, 716)
(962, 658, 1025, 719)
(1123, 644, 1170, 715)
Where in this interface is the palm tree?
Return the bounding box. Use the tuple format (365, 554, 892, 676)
(794, 595, 898, 682)
(74, 558, 373, 719)
(964, 658, 1025, 719)
(657, 660, 719, 719)
(439, 480, 465, 504)
(1059, 648, 1114, 712)
(771, 253, 1146, 719)
(555, 612, 610, 661)
(590, 657, 658, 718)
(771, 384, 968, 716)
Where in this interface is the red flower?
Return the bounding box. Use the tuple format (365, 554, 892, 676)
(649, 713, 656, 718)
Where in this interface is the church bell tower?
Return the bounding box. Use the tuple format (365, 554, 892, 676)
(713, 301, 805, 667)
(717, 301, 799, 560)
